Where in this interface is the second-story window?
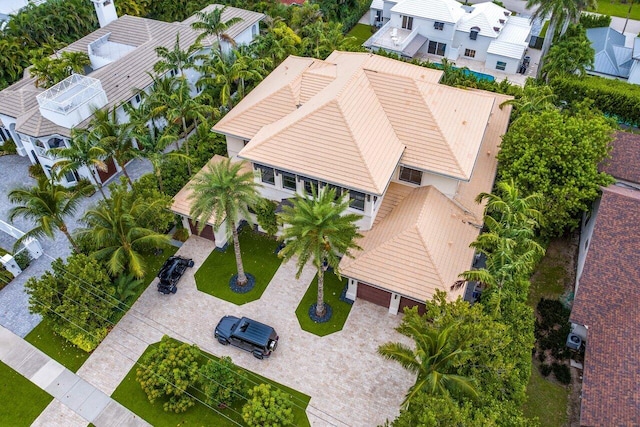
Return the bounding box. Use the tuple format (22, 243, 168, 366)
(304, 178, 318, 195)
(281, 171, 296, 191)
(434, 21, 444, 31)
(349, 190, 366, 211)
(399, 166, 423, 185)
(402, 16, 413, 30)
(255, 164, 275, 185)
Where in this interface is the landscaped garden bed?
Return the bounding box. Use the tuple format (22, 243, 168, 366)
(0, 361, 52, 425)
(111, 337, 311, 427)
(194, 228, 282, 305)
(295, 273, 352, 336)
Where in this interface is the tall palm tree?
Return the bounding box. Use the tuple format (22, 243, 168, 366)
(378, 317, 478, 409)
(527, 0, 595, 70)
(77, 191, 171, 277)
(154, 33, 202, 78)
(50, 128, 109, 200)
(191, 6, 243, 56)
(278, 187, 362, 318)
(476, 179, 544, 231)
(188, 158, 259, 286)
(90, 107, 135, 187)
(8, 177, 92, 253)
(499, 83, 557, 122)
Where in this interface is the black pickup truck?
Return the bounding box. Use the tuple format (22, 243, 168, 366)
(157, 256, 194, 294)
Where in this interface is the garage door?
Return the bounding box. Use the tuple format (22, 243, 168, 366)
(357, 282, 391, 307)
(188, 219, 215, 242)
(399, 297, 426, 315)
(97, 157, 117, 184)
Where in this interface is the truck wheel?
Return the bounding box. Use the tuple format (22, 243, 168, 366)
(218, 337, 229, 345)
(252, 351, 264, 360)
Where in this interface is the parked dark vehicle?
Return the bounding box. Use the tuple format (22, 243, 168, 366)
(214, 316, 279, 359)
(157, 256, 194, 294)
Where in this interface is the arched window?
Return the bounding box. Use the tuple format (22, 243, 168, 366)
(470, 26, 480, 40)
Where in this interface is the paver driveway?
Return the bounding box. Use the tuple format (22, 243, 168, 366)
(43, 236, 415, 426)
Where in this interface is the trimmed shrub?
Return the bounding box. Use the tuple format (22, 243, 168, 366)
(242, 384, 295, 427)
(173, 227, 190, 242)
(254, 198, 278, 236)
(539, 363, 552, 377)
(552, 362, 571, 385)
(579, 14, 611, 29)
(199, 356, 247, 407)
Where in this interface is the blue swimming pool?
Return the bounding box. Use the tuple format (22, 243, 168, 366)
(429, 63, 496, 82)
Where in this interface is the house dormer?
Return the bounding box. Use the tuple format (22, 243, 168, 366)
(87, 33, 135, 70)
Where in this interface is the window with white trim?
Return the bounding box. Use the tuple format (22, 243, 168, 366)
(434, 21, 444, 30)
(402, 16, 413, 30)
(464, 49, 476, 58)
(349, 190, 366, 211)
(255, 164, 275, 185)
(496, 61, 507, 71)
(281, 171, 296, 190)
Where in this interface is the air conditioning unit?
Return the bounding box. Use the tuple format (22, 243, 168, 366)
(566, 333, 582, 350)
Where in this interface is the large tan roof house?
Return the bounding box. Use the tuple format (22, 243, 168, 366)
(0, 0, 263, 186)
(213, 51, 512, 314)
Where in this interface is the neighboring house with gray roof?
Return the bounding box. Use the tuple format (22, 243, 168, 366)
(0, 2, 263, 186)
(586, 26, 640, 84)
(365, 0, 532, 74)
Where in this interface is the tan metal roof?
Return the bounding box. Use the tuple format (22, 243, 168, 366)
(214, 51, 499, 193)
(454, 92, 512, 221)
(0, 6, 263, 139)
(171, 155, 253, 224)
(339, 184, 479, 302)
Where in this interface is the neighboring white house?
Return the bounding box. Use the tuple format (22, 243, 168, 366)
(0, 1, 264, 186)
(198, 51, 512, 314)
(365, 0, 532, 74)
(586, 26, 640, 84)
(0, 0, 46, 31)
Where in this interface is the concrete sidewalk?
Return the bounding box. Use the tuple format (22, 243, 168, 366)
(0, 325, 149, 427)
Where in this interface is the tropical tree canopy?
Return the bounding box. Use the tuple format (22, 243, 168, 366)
(277, 187, 362, 317)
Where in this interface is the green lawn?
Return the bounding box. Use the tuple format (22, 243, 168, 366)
(25, 320, 91, 372)
(111, 338, 310, 427)
(295, 272, 353, 336)
(0, 361, 53, 426)
(194, 228, 282, 305)
(523, 238, 572, 426)
(346, 23, 373, 48)
(589, 0, 640, 21)
(24, 244, 179, 372)
(522, 367, 568, 426)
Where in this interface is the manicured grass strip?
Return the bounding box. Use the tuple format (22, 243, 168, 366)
(522, 366, 568, 426)
(589, 1, 640, 21)
(25, 244, 178, 372)
(111, 338, 310, 427)
(295, 272, 352, 337)
(194, 229, 282, 305)
(346, 23, 374, 46)
(25, 320, 91, 373)
(0, 361, 53, 426)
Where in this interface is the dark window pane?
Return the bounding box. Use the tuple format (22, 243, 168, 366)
(399, 166, 422, 185)
(304, 178, 318, 195)
(281, 172, 296, 190)
(255, 164, 275, 185)
(349, 190, 365, 211)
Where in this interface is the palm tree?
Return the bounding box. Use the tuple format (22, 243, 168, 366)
(191, 6, 243, 56)
(278, 187, 362, 318)
(90, 107, 135, 187)
(135, 124, 190, 194)
(8, 176, 92, 253)
(78, 191, 171, 277)
(378, 317, 478, 409)
(526, 0, 595, 70)
(499, 83, 556, 122)
(50, 128, 109, 200)
(154, 33, 202, 78)
(188, 158, 259, 286)
(476, 179, 544, 231)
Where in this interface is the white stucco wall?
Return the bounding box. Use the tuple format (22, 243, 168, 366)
(453, 33, 493, 62)
(485, 53, 520, 74)
(575, 197, 602, 293)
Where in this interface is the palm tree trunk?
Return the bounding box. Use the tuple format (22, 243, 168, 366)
(155, 167, 164, 194)
(116, 157, 134, 187)
(316, 266, 326, 317)
(182, 117, 192, 176)
(60, 224, 80, 253)
(89, 168, 107, 200)
(231, 220, 247, 286)
(537, 17, 558, 78)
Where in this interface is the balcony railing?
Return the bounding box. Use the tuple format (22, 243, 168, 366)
(36, 74, 105, 116)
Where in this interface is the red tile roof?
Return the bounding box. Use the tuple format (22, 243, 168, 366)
(280, 0, 305, 5)
(600, 131, 640, 184)
(570, 185, 640, 427)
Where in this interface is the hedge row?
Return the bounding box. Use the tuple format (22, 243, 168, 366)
(551, 76, 640, 126)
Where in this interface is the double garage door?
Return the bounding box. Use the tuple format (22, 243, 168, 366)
(357, 282, 425, 315)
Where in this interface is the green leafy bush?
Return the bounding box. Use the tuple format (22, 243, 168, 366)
(198, 356, 247, 407)
(242, 384, 295, 427)
(551, 75, 640, 127)
(136, 336, 201, 413)
(539, 363, 552, 377)
(25, 254, 114, 352)
(13, 250, 32, 270)
(254, 198, 278, 236)
(552, 363, 571, 385)
(1, 139, 17, 154)
(28, 164, 46, 179)
(579, 13, 611, 28)
(173, 227, 190, 242)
